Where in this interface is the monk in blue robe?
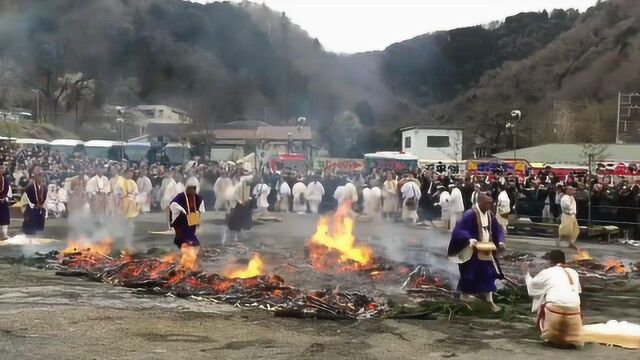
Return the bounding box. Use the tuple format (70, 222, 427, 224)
(169, 178, 205, 249)
(0, 165, 13, 239)
(447, 192, 505, 311)
(22, 170, 48, 235)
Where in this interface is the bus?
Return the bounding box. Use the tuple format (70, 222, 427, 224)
(49, 139, 84, 157)
(124, 141, 155, 163)
(84, 140, 124, 161)
(15, 138, 49, 150)
(364, 152, 418, 172)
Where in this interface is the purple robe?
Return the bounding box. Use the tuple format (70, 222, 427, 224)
(22, 183, 47, 235)
(447, 208, 505, 294)
(0, 176, 10, 225)
(170, 192, 203, 248)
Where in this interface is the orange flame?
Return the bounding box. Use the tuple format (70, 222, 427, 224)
(573, 250, 591, 261)
(308, 202, 373, 271)
(63, 237, 113, 256)
(604, 259, 626, 274)
(179, 244, 198, 272)
(224, 254, 264, 279)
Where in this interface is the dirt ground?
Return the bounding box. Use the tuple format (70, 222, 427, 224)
(0, 212, 638, 360)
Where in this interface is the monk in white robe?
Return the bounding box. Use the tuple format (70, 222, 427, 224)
(45, 184, 66, 218)
(342, 182, 358, 205)
(362, 186, 382, 219)
(382, 173, 398, 219)
(558, 187, 579, 249)
(496, 186, 511, 233)
(277, 179, 291, 213)
(86, 167, 111, 216)
(252, 179, 271, 214)
(291, 180, 307, 214)
(438, 187, 451, 226)
(305, 179, 325, 214)
(449, 185, 465, 230)
(400, 176, 421, 223)
(523, 250, 583, 348)
(213, 173, 233, 212)
(136, 169, 153, 213)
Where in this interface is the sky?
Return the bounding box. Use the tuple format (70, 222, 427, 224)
(197, 0, 597, 53)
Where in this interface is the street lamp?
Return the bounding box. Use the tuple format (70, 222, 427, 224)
(507, 109, 521, 215)
(508, 110, 521, 162)
(116, 117, 125, 160)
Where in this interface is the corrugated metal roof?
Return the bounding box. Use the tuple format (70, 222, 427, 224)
(493, 143, 640, 163)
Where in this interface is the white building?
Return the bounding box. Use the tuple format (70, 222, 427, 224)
(400, 126, 463, 161)
(127, 105, 192, 137)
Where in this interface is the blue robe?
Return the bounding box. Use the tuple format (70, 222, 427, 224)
(22, 183, 47, 235)
(447, 208, 505, 294)
(0, 176, 10, 226)
(170, 192, 203, 248)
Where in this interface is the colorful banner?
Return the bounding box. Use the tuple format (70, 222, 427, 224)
(314, 157, 364, 172)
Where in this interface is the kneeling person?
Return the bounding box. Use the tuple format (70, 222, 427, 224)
(170, 178, 205, 250)
(523, 249, 583, 348)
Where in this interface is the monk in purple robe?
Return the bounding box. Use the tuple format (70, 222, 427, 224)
(447, 192, 505, 311)
(169, 178, 205, 249)
(22, 169, 48, 235)
(0, 165, 12, 239)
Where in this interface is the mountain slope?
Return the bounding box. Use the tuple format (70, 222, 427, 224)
(0, 0, 636, 157)
(427, 0, 640, 153)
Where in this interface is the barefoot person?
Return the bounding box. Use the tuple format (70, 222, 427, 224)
(86, 166, 111, 216)
(170, 178, 205, 250)
(22, 168, 48, 235)
(447, 193, 505, 312)
(558, 186, 579, 249)
(522, 250, 583, 348)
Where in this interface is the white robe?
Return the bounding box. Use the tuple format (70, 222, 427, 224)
(343, 183, 358, 204)
(85, 175, 110, 215)
(334, 186, 345, 204)
(252, 183, 271, 211)
(305, 181, 324, 214)
(291, 182, 307, 213)
(278, 181, 291, 212)
(44, 185, 65, 218)
(449, 187, 465, 229)
(525, 264, 581, 313)
(213, 177, 233, 210)
(136, 176, 153, 213)
(362, 187, 382, 218)
(382, 180, 398, 213)
(497, 190, 511, 228)
(161, 178, 181, 210)
(400, 181, 421, 221)
(438, 191, 451, 221)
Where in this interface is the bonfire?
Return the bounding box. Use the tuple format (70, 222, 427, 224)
(308, 202, 375, 272)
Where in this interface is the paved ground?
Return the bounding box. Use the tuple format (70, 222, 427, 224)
(0, 211, 638, 360)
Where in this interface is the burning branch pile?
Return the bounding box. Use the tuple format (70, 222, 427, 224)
(307, 202, 376, 272)
(48, 238, 383, 319)
(570, 250, 632, 279)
